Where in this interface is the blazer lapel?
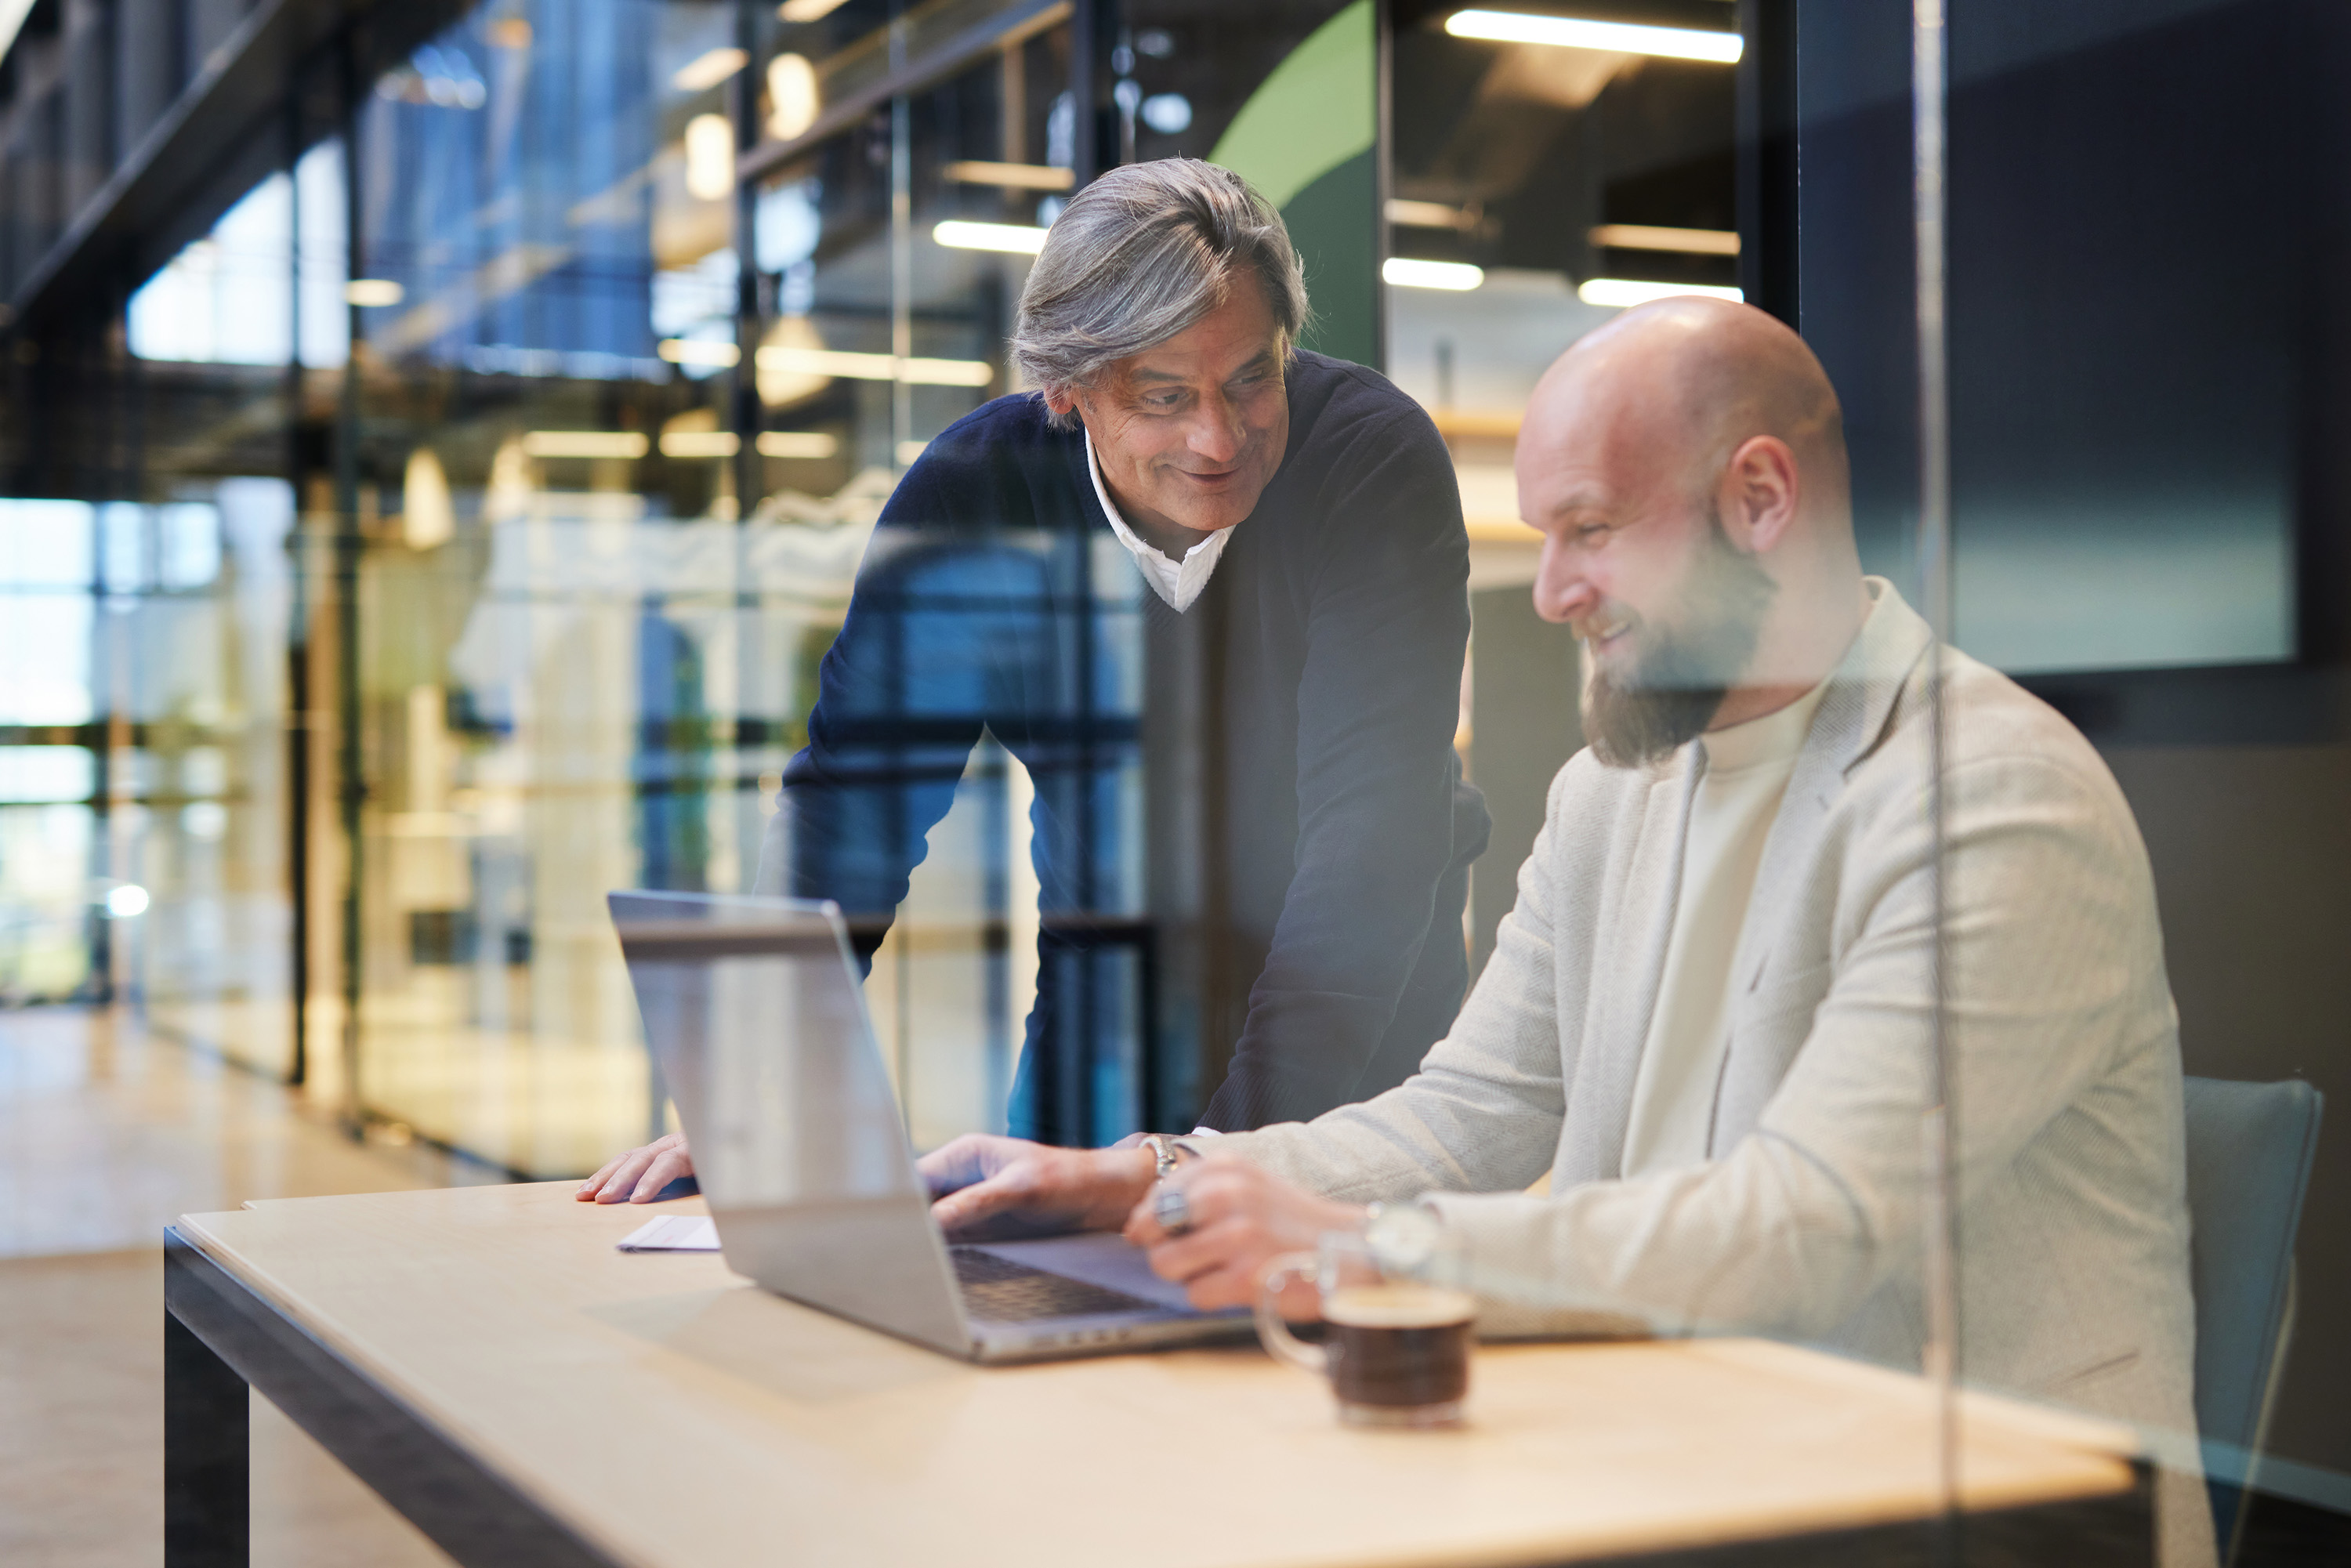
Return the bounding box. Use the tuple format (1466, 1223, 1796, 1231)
(1564, 751, 1703, 1185)
(1712, 580, 1936, 1146)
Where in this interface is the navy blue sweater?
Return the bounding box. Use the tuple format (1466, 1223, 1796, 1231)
(770, 351, 1489, 1136)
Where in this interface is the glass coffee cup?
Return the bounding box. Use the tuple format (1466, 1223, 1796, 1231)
(1255, 1229, 1477, 1428)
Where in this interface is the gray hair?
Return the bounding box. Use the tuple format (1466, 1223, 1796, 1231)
(1012, 159, 1310, 425)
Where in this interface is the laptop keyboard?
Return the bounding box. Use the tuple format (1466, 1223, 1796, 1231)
(951, 1247, 1162, 1323)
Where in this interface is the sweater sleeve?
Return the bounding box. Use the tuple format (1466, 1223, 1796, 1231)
(1199, 387, 1482, 1128)
(756, 451, 1001, 958)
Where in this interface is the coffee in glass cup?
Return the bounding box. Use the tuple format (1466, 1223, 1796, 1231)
(1256, 1231, 1476, 1427)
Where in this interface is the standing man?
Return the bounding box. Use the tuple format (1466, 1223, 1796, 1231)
(581, 158, 1487, 1193)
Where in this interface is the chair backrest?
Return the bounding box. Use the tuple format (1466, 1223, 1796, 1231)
(2181, 1075, 2322, 1452)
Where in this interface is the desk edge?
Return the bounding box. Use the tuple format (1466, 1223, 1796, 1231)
(164, 1225, 630, 1568)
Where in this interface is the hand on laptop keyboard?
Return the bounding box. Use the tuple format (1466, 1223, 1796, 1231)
(919, 1135, 1158, 1241)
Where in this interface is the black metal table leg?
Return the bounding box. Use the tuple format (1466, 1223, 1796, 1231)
(161, 1226, 615, 1568)
(165, 1294, 249, 1566)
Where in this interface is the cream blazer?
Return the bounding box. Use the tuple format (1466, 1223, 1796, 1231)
(1218, 579, 2211, 1566)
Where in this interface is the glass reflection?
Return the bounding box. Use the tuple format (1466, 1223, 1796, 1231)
(3, 0, 2345, 1558)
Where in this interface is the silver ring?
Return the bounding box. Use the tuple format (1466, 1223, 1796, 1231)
(1153, 1183, 1193, 1236)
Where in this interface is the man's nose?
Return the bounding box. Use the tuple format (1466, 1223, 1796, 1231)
(1533, 535, 1593, 625)
(1187, 398, 1245, 465)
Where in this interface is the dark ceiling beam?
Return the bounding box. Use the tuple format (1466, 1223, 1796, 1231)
(2, 0, 469, 335)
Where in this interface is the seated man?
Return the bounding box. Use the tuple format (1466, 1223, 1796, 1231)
(919, 299, 2210, 1567)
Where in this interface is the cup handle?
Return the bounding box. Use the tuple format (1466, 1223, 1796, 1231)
(1255, 1251, 1328, 1375)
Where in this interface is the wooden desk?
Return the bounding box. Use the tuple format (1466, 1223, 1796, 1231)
(163, 1182, 2151, 1568)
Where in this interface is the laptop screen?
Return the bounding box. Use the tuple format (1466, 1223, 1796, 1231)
(609, 891, 921, 1211)
(610, 891, 972, 1351)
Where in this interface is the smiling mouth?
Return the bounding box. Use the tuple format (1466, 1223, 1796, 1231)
(1580, 615, 1632, 650)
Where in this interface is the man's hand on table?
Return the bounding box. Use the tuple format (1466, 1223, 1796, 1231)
(1125, 1156, 1366, 1312)
(577, 1132, 694, 1204)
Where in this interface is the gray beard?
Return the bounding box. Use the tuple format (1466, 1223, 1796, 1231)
(1581, 516, 1777, 769)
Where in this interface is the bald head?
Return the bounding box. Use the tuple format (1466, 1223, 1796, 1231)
(1519, 298, 1871, 759)
(1530, 296, 1848, 520)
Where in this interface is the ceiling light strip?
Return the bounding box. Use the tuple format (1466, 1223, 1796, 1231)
(932, 219, 1051, 254)
(521, 432, 652, 459)
(1444, 10, 1743, 63)
(944, 161, 1075, 192)
(659, 338, 992, 387)
(1385, 258, 1485, 292)
(1589, 223, 1741, 256)
(1576, 278, 1745, 308)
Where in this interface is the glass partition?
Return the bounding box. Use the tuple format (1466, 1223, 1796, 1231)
(9, 1, 2350, 1563)
(1707, 1, 2351, 1561)
(31, 141, 324, 1075)
(35, 0, 1485, 1182)
(27, 1, 2351, 1552)
(1920, 2, 2346, 1563)
(323, 0, 1093, 1171)
(0, 500, 101, 1006)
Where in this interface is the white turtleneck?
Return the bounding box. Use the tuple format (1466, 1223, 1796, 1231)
(1620, 672, 1833, 1176)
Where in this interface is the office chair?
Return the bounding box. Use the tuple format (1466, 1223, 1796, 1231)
(2181, 1074, 2323, 1564)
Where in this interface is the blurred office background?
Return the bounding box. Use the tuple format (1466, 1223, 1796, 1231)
(2, 0, 2350, 1560)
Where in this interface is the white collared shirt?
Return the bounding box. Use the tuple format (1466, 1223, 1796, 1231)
(1084, 434, 1234, 612)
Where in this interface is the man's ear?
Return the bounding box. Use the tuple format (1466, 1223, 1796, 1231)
(1042, 385, 1081, 422)
(1717, 435, 1802, 552)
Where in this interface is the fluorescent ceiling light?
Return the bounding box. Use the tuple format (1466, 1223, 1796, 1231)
(756, 431, 839, 458)
(1444, 10, 1743, 63)
(944, 161, 1075, 192)
(778, 0, 851, 20)
(768, 53, 819, 141)
(1577, 278, 1745, 308)
(896, 440, 930, 466)
(933, 219, 1050, 255)
(1387, 199, 1469, 230)
(755, 346, 994, 386)
(660, 338, 743, 368)
(660, 430, 741, 458)
(521, 431, 651, 459)
(672, 47, 748, 92)
(1384, 258, 1485, 292)
(1589, 223, 1740, 256)
(684, 113, 735, 201)
(346, 278, 405, 307)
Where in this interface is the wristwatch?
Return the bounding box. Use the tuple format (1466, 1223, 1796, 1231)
(1139, 1134, 1197, 1181)
(1364, 1198, 1447, 1279)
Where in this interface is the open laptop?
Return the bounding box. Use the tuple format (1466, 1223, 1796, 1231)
(608, 890, 1245, 1363)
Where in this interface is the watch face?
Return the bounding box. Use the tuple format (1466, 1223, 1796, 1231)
(1370, 1204, 1442, 1275)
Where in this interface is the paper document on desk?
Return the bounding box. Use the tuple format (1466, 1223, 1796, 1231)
(615, 1215, 720, 1252)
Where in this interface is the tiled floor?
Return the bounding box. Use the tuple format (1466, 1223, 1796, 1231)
(0, 1003, 500, 1566)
